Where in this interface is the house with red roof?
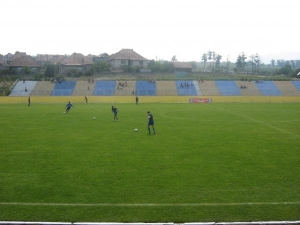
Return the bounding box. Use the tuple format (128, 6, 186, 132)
(107, 49, 149, 71)
(60, 53, 93, 74)
(9, 55, 41, 73)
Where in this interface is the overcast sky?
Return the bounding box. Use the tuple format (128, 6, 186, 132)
(2, 0, 300, 63)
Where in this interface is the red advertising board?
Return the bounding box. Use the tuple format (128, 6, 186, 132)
(189, 98, 212, 103)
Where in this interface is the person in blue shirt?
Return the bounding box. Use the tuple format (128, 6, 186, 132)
(147, 111, 155, 135)
(66, 102, 73, 113)
(112, 106, 118, 121)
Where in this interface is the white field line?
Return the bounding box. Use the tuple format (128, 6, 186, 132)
(0, 202, 300, 207)
(207, 105, 300, 138)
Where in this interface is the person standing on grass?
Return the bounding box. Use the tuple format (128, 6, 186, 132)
(66, 101, 73, 113)
(112, 106, 119, 121)
(136, 96, 139, 105)
(85, 96, 88, 103)
(147, 111, 155, 135)
(28, 96, 31, 106)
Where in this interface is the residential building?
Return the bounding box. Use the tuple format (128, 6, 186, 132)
(107, 49, 148, 71)
(93, 53, 109, 62)
(60, 53, 93, 74)
(9, 55, 41, 73)
(172, 61, 193, 73)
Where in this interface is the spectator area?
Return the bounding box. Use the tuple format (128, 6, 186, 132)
(198, 81, 220, 96)
(254, 81, 282, 96)
(72, 81, 95, 96)
(175, 81, 197, 96)
(51, 81, 76, 96)
(135, 81, 157, 96)
(292, 81, 300, 92)
(274, 81, 300, 96)
(93, 80, 116, 96)
(9, 81, 38, 96)
(31, 81, 55, 96)
(215, 81, 241, 96)
(156, 81, 178, 96)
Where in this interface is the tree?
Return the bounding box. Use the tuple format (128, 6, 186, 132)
(171, 55, 177, 62)
(23, 66, 31, 75)
(44, 63, 56, 77)
(253, 53, 261, 74)
(148, 60, 172, 73)
(207, 51, 212, 69)
(278, 65, 293, 75)
(212, 51, 216, 69)
(215, 54, 222, 68)
(201, 54, 207, 70)
(236, 52, 247, 72)
(226, 56, 231, 72)
(92, 61, 111, 73)
(270, 59, 275, 67)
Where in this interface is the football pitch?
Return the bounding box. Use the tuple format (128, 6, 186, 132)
(0, 102, 299, 222)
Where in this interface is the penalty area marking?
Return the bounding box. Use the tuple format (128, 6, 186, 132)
(0, 202, 300, 207)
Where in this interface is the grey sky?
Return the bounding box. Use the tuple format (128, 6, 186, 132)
(2, 0, 300, 63)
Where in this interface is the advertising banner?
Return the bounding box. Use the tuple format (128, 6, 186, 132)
(189, 98, 212, 103)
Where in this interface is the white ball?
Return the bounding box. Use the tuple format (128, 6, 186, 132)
(134, 128, 138, 132)
(93, 117, 96, 119)
(63, 112, 65, 114)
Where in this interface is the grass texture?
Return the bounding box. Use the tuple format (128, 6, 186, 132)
(0, 102, 299, 222)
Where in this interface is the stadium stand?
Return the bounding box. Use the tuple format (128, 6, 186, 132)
(193, 81, 202, 95)
(175, 80, 197, 96)
(72, 81, 95, 96)
(93, 80, 116, 96)
(9, 81, 37, 96)
(135, 80, 157, 96)
(198, 81, 220, 96)
(274, 81, 300, 96)
(235, 81, 261, 96)
(115, 81, 136, 96)
(292, 81, 300, 92)
(51, 81, 76, 96)
(215, 81, 241, 96)
(254, 81, 282, 96)
(156, 81, 178, 96)
(30, 81, 55, 96)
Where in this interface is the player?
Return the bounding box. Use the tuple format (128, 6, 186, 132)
(28, 96, 31, 106)
(135, 96, 139, 105)
(66, 101, 73, 113)
(85, 96, 88, 103)
(147, 111, 155, 135)
(111, 106, 118, 121)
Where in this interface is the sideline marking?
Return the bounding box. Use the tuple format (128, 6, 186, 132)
(0, 202, 300, 207)
(207, 105, 300, 138)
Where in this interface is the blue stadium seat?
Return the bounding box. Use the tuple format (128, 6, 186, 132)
(51, 81, 76, 96)
(215, 81, 241, 96)
(136, 81, 156, 96)
(175, 81, 197, 96)
(255, 81, 282, 96)
(93, 81, 116, 96)
(292, 81, 300, 91)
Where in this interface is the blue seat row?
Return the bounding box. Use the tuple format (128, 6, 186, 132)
(94, 81, 116, 96)
(175, 80, 197, 96)
(135, 81, 156, 96)
(51, 81, 76, 96)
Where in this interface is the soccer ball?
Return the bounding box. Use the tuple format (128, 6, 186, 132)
(63, 112, 65, 114)
(134, 128, 138, 132)
(93, 117, 96, 119)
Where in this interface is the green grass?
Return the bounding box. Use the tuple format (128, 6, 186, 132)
(0, 102, 299, 222)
